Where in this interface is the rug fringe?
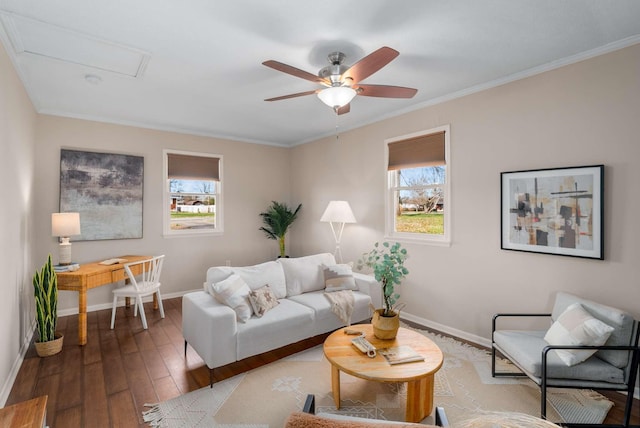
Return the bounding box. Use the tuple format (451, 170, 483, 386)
(142, 403, 164, 427)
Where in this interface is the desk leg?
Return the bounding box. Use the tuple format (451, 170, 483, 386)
(405, 375, 432, 423)
(125, 297, 131, 308)
(153, 294, 158, 310)
(78, 289, 87, 346)
(331, 364, 341, 409)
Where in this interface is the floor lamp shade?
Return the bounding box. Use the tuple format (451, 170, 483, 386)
(52, 212, 81, 265)
(320, 201, 356, 263)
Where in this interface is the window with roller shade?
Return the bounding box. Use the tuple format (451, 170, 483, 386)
(385, 125, 450, 244)
(163, 150, 222, 235)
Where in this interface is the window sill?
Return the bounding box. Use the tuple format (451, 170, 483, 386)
(383, 232, 451, 247)
(163, 230, 224, 238)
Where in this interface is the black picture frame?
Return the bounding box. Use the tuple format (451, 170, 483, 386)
(500, 165, 604, 259)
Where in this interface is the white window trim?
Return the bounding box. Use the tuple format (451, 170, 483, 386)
(163, 149, 224, 237)
(384, 125, 451, 246)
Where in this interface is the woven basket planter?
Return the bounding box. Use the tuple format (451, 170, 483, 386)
(35, 332, 64, 357)
(371, 309, 400, 340)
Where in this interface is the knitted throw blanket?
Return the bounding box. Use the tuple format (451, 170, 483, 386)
(324, 290, 354, 325)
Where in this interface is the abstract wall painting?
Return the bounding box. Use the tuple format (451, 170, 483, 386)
(60, 149, 144, 241)
(501, 165, 603, 259)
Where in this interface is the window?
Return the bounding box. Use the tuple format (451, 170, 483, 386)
(385, 125, 450, 245)
(163, 150, 222, 236)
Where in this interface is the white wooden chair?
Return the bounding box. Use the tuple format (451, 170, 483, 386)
(110, 255, 165, 329)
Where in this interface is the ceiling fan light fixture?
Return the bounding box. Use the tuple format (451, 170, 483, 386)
(317, 86, 356, 109)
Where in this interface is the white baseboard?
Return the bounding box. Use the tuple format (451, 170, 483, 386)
(400, 311, 640, 401)
(57, 289, 196, 317)
(401, 311, 492, 349)
(0, 320, 37, 406)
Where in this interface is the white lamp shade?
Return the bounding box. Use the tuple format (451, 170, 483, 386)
(317, 86, 357, 108)
(320, 201, 356, 223)
(52, 212, 81, 237)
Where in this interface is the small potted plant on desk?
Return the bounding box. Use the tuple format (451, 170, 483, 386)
(259, 201, 302, 258)
(357, 241, 409, 339)
(33, 255, 63, 357)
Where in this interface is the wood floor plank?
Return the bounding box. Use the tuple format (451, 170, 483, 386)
(108, 390, 140, 428)
(6, 296, 638, 427)
(57, 345, 82, 410)
(54, 405, 82, 428)
(83, 362, 110, 428)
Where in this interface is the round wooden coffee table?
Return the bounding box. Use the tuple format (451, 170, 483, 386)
(323, 324, 444, 423)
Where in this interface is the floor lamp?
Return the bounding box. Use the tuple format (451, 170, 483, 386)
(320, 201, 356, 263)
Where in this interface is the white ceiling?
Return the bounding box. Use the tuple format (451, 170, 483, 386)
(1, 1, 639, 147)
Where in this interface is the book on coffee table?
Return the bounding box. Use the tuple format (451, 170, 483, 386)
(378, 345, 425, 365)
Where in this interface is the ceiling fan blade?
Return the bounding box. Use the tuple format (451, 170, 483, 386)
(336, 103, 350, 115)
(342, 46, 399, 84)
(263, 60, 329, 85)
(264, 90, 319, 102)
(356, 84, 417, 98)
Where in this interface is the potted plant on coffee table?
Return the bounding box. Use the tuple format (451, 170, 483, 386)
(259, 201, 302, 258)
(357, 241, 409, 339)
(33, 254, 63, 357)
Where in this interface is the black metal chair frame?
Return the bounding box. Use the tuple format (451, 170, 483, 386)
(492, 313, 640, 428)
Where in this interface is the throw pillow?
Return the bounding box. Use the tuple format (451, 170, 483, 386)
(248, 284, 279, 317)
(210, 274, 253, 323)
(544, 302, 615, 366)
(323, 264, 357, 292)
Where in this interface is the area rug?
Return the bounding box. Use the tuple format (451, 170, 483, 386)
(143, 327, 613, 427)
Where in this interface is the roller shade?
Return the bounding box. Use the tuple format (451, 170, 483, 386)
(388, 131, 445, 170)
(168, 153, 219, 181)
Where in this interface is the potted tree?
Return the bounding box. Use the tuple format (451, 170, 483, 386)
(33, 254, 63, 357)
(357, 241, 409, 339)
(259, 201, 302, 258)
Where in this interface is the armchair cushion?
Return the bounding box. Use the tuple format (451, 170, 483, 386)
(493, 330, 624, 383)
(544, 303, 614, 366)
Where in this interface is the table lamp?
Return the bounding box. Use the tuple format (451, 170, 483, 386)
(52, 212, 81, 265)
(320, 201, 356, 263)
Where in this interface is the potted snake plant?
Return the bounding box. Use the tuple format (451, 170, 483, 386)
(357, 241, 409, 339)
(33, 254, 63, 357)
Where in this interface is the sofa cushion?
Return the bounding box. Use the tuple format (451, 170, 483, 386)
(232, 261, 287, 299)
(551, 292, 635, 368)
(236, 299, 315, 360)
(493, 330, 624, 383)
(323, 264, 357, 292)
(210, 274, 253, 323)
(279, 253, 336, 296)
(544, 303, 614, 366)
(248, 284, 279, 317)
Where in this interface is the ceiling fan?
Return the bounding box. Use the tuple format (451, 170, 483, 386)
(262, 46, 417, 115)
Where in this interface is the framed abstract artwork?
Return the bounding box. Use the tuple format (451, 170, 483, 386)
(500, 165, 603, 259)
(60, 149, 144, 241)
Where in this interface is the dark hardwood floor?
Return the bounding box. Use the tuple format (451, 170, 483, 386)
(6, 297, 639, 427)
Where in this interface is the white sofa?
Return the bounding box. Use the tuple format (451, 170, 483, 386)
(182, 253, 381, 383)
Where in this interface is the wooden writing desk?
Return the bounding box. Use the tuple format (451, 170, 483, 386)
(56, 255, 150, 346)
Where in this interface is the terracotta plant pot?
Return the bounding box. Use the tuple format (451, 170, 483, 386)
(34, 332, 64, 357)
(371, 309, 400, 340)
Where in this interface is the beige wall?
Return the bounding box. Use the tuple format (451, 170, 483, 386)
(0, 41, 37, 403)
(291, 43, 640, 342)
(33, 116, 292, 313)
